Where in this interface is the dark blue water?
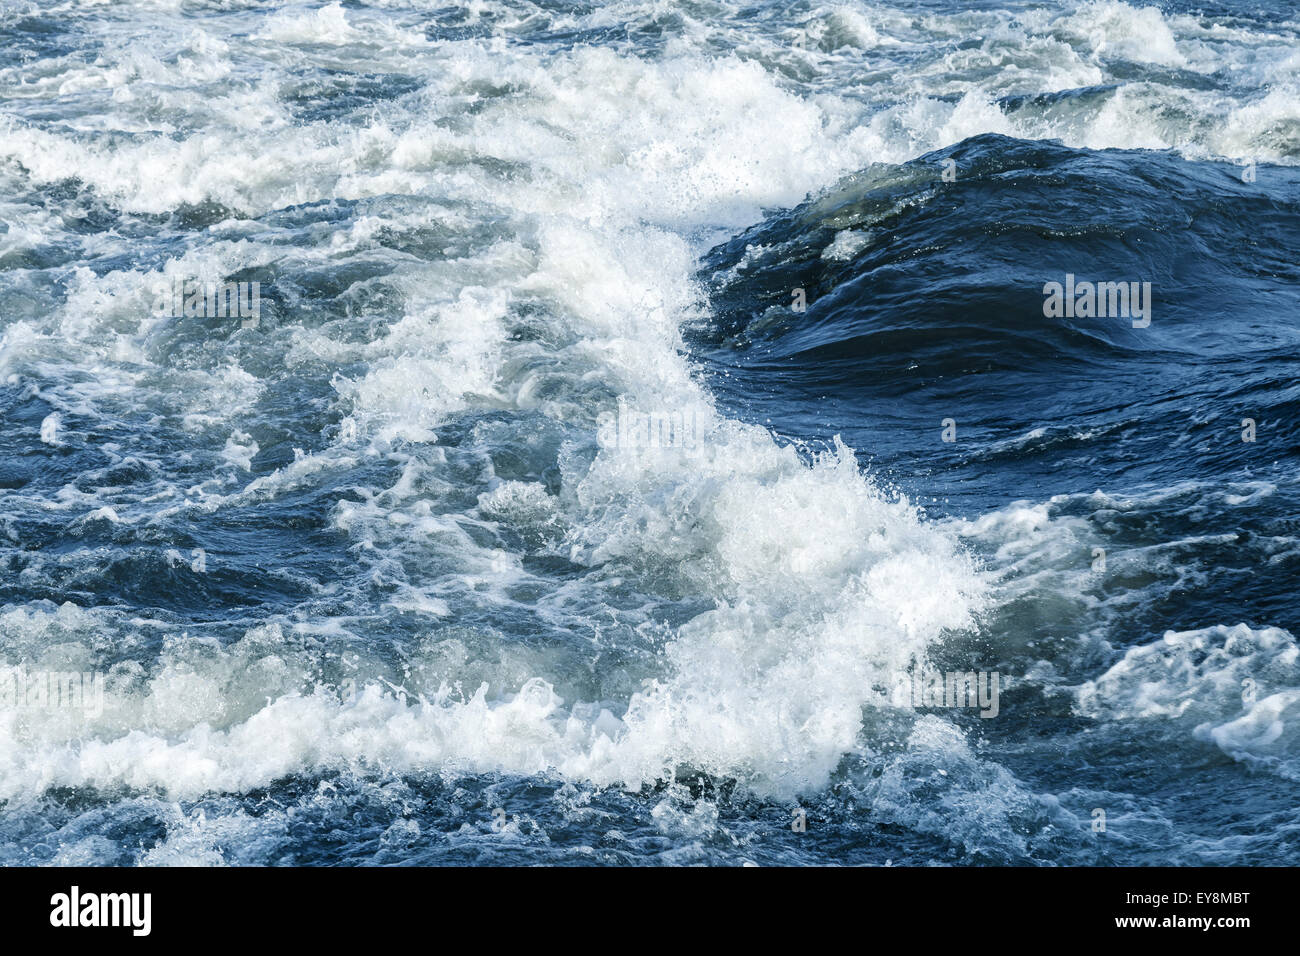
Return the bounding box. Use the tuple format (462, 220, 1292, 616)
(694, 133, 1300, 628)
(692, 133, 1300, 864)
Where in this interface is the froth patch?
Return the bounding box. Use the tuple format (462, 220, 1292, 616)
(1076, 623, 1300, 777)
(1063, 1, 1187, 69)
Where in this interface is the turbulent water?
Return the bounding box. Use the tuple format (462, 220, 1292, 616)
(0, 0, 1297, 866)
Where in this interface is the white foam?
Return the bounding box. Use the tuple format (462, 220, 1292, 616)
(1077, 624, 1300, 778)
(1062, 1, 1188, 69)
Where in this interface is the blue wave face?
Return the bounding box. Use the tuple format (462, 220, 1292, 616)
(690, 136, 1300, 864)
(693, 135, 1300, 627)
(1, 0, 1299, 866)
